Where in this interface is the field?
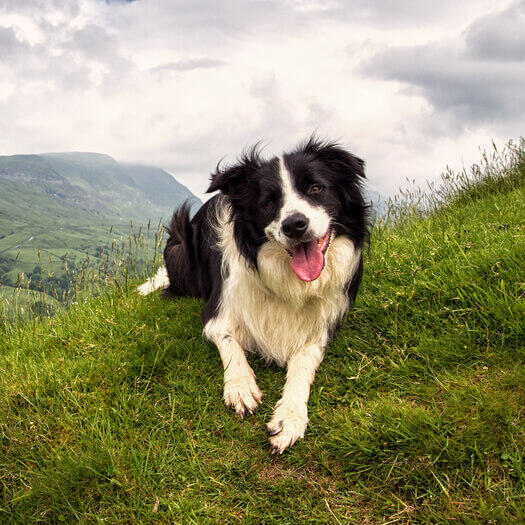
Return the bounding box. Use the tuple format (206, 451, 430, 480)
(0, 143, 523, 523)
(0, 219, 161, 322)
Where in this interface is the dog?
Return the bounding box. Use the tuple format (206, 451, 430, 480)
(137, 137, 368, 453)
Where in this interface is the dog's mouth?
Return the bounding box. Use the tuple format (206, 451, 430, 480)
(286, 229, 331, 282)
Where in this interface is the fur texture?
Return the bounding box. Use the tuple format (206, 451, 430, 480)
(138, 137, 368, 452)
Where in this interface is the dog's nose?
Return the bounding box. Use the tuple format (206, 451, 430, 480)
(282, 213, 309, 239)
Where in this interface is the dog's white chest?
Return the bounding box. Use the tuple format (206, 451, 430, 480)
(218, 234, 360, 367)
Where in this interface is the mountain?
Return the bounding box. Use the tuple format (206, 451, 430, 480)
(0, 152, 201, 311)
(0, 151, 201, 260)
(121, 163, 199, 211)
(0, 152, 199, 224)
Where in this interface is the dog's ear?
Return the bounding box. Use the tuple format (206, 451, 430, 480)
(207, 145, 262, 196)
(207, 163, 248, 195)
(301, 136, 365, 180)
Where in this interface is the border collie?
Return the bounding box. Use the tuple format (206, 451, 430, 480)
(138, 137, 368, 453)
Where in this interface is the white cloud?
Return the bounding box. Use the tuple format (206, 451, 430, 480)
(465, 0, 525, 60)
(362, 1, 525, 129)
(0, 0, 522, 199)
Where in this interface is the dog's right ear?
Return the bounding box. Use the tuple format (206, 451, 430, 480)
(206, 145, 262, 195)
(206, 163, 248, 195)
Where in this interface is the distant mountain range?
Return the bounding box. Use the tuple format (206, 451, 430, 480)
(0, 152, 200, 226)
(365, 189, 389, 219)
(0, 152, 201, 315)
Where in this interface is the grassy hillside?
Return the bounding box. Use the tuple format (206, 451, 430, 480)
(0, 152, 200, 318)
(0, 152, 199, 223)
(0, 143, 523, 523)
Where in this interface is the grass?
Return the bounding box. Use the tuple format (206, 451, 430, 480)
(0, 142, 523, 523)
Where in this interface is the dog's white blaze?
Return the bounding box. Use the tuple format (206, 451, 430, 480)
(203, 201, 361, 451)
(136, 267, 169, 295)
(264, 157, 331, 247)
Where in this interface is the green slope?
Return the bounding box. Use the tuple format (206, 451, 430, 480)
(0, 152, 200, 314)
(123, 163, 201, 211)
(41, 152, 199, 219)
(0, 151, 199, 233)
(0, 145, 523, 522)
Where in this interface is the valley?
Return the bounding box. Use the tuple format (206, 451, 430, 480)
(0, 152, 200, 319)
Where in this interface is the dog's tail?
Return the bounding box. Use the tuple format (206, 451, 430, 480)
(137, 266, 169, 296)
(137, 201, 194, 297)
(165, 201, 192, 250)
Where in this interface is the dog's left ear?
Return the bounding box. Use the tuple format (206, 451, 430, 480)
(302, 137, 365, 181)
(207, 145, 262, 196)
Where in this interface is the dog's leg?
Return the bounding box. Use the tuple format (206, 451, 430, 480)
(267, 344, 324, 453)
(204, 320, 262, 417)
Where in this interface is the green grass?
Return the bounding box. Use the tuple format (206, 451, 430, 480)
(0, 143, 523, 523)
(0, 285, 60, 321)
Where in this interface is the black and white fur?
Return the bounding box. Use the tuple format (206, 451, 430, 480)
(138, 138, 368, 453)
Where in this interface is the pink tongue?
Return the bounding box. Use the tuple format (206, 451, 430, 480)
(290, 240, 325, 282)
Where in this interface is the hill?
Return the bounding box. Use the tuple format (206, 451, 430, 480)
(0, 142, 523, 522)
(0, 152, 200, 316)
(0, 152, 199, 223)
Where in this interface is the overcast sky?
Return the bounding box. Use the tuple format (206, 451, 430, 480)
(0, 0, 523, 198)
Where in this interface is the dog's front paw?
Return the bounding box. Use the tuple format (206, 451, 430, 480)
(223, 375, 262, 417)
(267, 399, 308, 454)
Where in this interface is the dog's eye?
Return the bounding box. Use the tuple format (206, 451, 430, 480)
(309, 184, 323, 194)
(263, 199, 275, 208)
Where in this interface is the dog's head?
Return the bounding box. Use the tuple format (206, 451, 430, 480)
(207, 137, 368, 282)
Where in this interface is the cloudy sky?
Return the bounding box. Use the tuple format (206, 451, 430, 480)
(0, 0, 523, 198)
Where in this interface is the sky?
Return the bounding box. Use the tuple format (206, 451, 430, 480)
(0, 0, 523, 199)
